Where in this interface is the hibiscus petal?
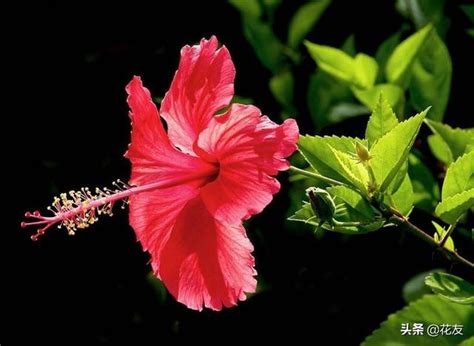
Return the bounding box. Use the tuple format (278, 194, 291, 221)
(155, 196, 256, 311)
(125, 76, 217, 187)
(197, 104, 299, 224)
(161, 36, 235, 154)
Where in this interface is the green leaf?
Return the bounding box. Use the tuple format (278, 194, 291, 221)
(288, 203, 320, 227)
(370, 110, 427, 192)
(386, 173, 414, 216)
(307, 71, 353, 129)
(326, 103, 368, 124)
(327, 186, 375, 219)
(375, 31, 402, 81)
(353, 53, 378, 89)
(305, 41, 354, 83)
(402, 269, 445, 303)
(242, 20, 285, 72)
(146, 272, 167, 304)
(365, 92, 399, 147)
(269, 69, 294, 111)
(396, 0, 450, 37)
(408, 153, 440, 213)
(426, 119, 474, 164)
(425, 272, 474, 305)
(298, 135, 367, 185)
(410, 29, 452, 122)
(362, 295, 474, 346)
(460, 337, 474, 346)
(432, 221, 455, 252)
(341, 34, 356, 56)
(230, 0, 286, 73)
(330, 147, 369, 194)
(442, 151, 474, 200)
(435, 189, 474, 224)
(460, 4, 474, 23)
(287, 0, 331, 49)
(289, 203, 383, 235)
(352, 84, 403, 113)
(428, 134, 454, 165)
(386, 24, 433, 88)
(229, 0, 262, 18)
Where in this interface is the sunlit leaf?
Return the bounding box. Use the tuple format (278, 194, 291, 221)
(330, 146, 369, 194)
(432, 221, 455, 252)
(386, 24, 432, 88)
(435, 189, 474, 224)
(305, 41, 354, 83)
(298, 135, 367, 185)
(352, 84, 403, 113)
(426, 119, 474, 164)
(442, 151, 474, 200)
(370, 110, 427, 192)
(353, 53, 378, 89)
(362, 295, 474, 346)
(386, 173, 414, 216)
(365, 92, 399, 147)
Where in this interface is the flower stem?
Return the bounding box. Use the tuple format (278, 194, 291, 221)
(289, 166, 347, 187)
(389, 214, 474, 269)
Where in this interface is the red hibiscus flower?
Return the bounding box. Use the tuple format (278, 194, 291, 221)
(22, 36, 299, 311)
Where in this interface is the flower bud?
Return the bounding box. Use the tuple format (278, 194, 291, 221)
(305, 187, 336, 225)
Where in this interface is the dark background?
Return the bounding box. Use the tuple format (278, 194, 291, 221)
(4, 0, 473, 344)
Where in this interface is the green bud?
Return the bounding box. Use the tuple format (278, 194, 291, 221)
(305, 187, 336, 225)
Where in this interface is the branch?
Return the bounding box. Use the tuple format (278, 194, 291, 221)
(389, 214, 474, 270)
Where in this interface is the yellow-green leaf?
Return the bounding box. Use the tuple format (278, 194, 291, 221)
(386, 24, 433, 88)
(370, 110, 428, 192)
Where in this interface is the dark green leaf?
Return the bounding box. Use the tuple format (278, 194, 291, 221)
(146, 272, 167, 304)
(402, 269, 445, 303)
(242, 19, 286, 72)
(460, 4, 474, 23)
(307, 71, 352, 129)
(408, 153, 440, 213)
(269, 69, 295, 111)
(229, 0, 262, 18)
(375, 31, 402, 81)
(410, 29, 452, 121)
(287, 0, 331, 49)
(425, 272, 474, 305)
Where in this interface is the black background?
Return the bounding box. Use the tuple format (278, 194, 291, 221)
(4, 0, 473, 344)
